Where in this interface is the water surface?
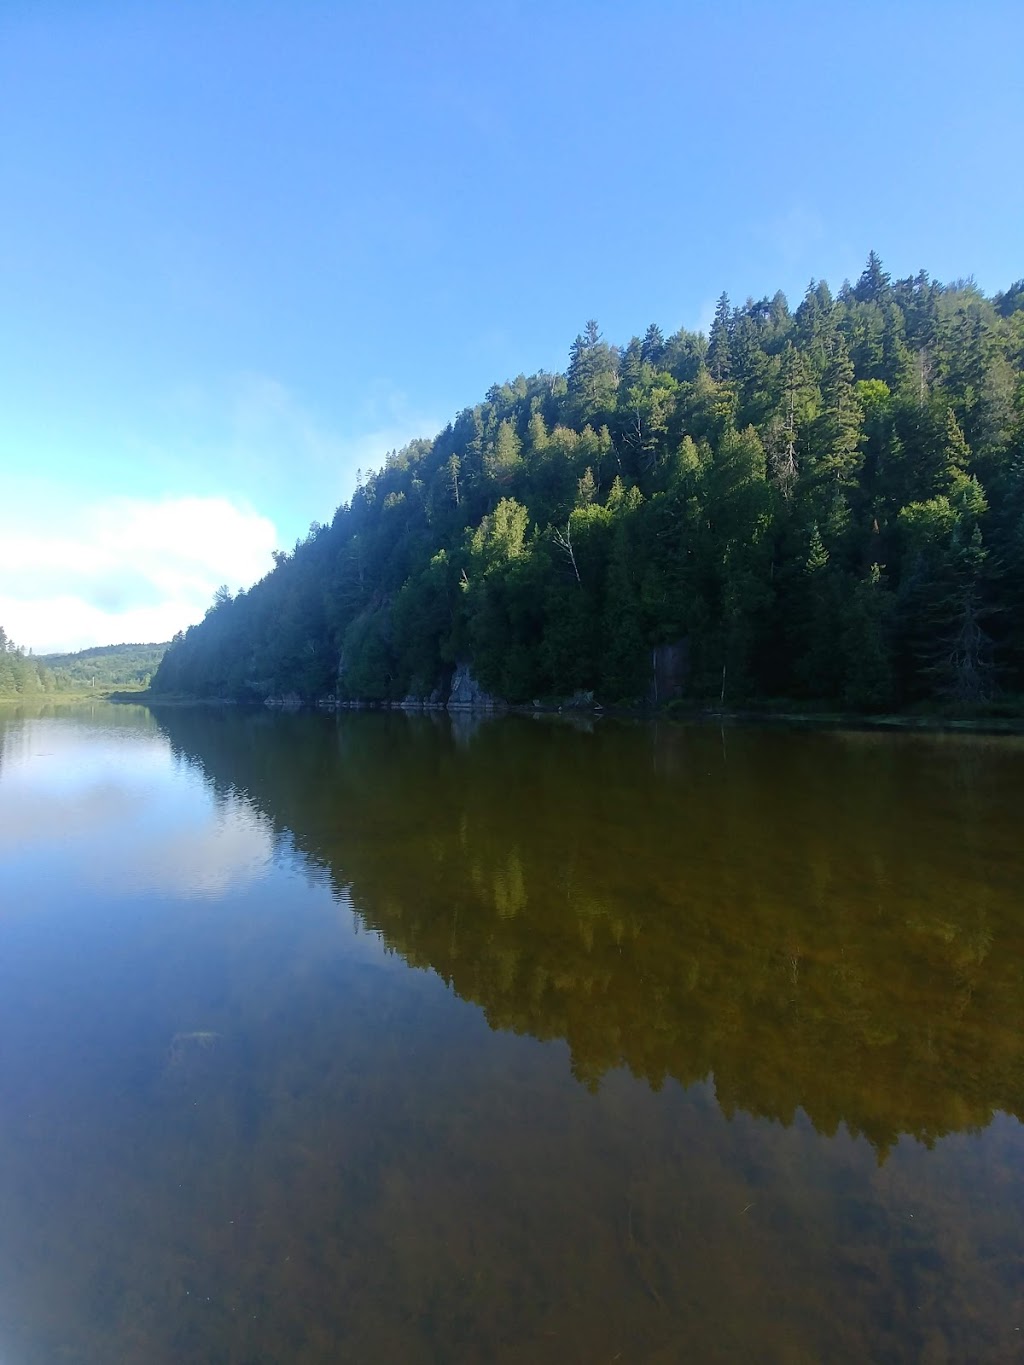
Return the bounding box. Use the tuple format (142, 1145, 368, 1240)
(0, 703, 1022, 1362)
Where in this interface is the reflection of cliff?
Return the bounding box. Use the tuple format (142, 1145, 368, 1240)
(155, 707, 1024, 1153)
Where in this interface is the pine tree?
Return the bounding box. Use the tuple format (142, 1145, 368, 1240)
(841, 564, 894, 709)
(641, 323, 666, 367)
(488, 419, 522, 482)
(795, 279, 835, 375)
(619, 337, 644, 389)
(769, 343, 817, 495)
(707, 292, 733, 381)
(854, 250, 891, 304)
(567, 320, 618, 420)
(816, 335, 864, 490)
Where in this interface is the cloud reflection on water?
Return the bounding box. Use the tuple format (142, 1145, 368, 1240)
(0, 714, 273, 902)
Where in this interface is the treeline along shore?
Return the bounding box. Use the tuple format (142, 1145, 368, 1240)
(0, 638, 167, 698)
(153, 257, 1024, 714)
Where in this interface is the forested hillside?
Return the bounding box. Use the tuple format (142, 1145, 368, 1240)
(0, 637, 167, 697)
(42, 642, 168, 690)
(153, 257, 1024, 710)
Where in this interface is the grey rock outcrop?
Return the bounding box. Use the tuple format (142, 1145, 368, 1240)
(648, 640, 689, 704)
(447, 662, 500, 710)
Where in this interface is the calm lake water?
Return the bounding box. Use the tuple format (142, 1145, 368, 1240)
(1, 702, 1022, 1363)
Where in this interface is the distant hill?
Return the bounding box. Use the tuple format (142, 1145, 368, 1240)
(41, 642, 169, 690)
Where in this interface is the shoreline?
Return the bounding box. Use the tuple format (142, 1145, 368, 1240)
(112, 690, 1024, 736)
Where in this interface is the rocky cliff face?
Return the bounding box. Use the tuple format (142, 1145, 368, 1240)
(325, 646, 686, 711)
(395, 685, 448, 709)
(648, 640, 689, 704)
(447, 662, 501, 710)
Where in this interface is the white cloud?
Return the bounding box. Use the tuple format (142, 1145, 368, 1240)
(0, 373, 442, 655)
(0, 495, 278, 653)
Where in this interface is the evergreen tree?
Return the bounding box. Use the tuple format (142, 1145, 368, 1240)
(567, 320, 618, 420)
(641, 323, 666, 367)
(707, 292, 733, 381)
(816, 337, 864, 486)
(854, 250, 891, 304)
(841, 564, 894, 710)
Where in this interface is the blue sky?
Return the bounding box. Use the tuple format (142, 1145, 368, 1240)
(2, 0, 1022, 651)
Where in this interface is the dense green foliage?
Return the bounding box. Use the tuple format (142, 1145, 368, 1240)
(0, 627, 56, 697)
(42, 642, 168, 690)
(0, 636, 167, 697)
(154, 258, 1024, 710)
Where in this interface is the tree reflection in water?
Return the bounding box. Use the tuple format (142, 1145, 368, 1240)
(159, 708, 1024, 1156)
(1, 705, 1022, 1364)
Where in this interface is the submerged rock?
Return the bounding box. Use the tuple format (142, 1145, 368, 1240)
(165, 1030, 222, 1078)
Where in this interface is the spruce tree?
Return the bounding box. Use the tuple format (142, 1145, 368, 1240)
(707, 292, 733, 381)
